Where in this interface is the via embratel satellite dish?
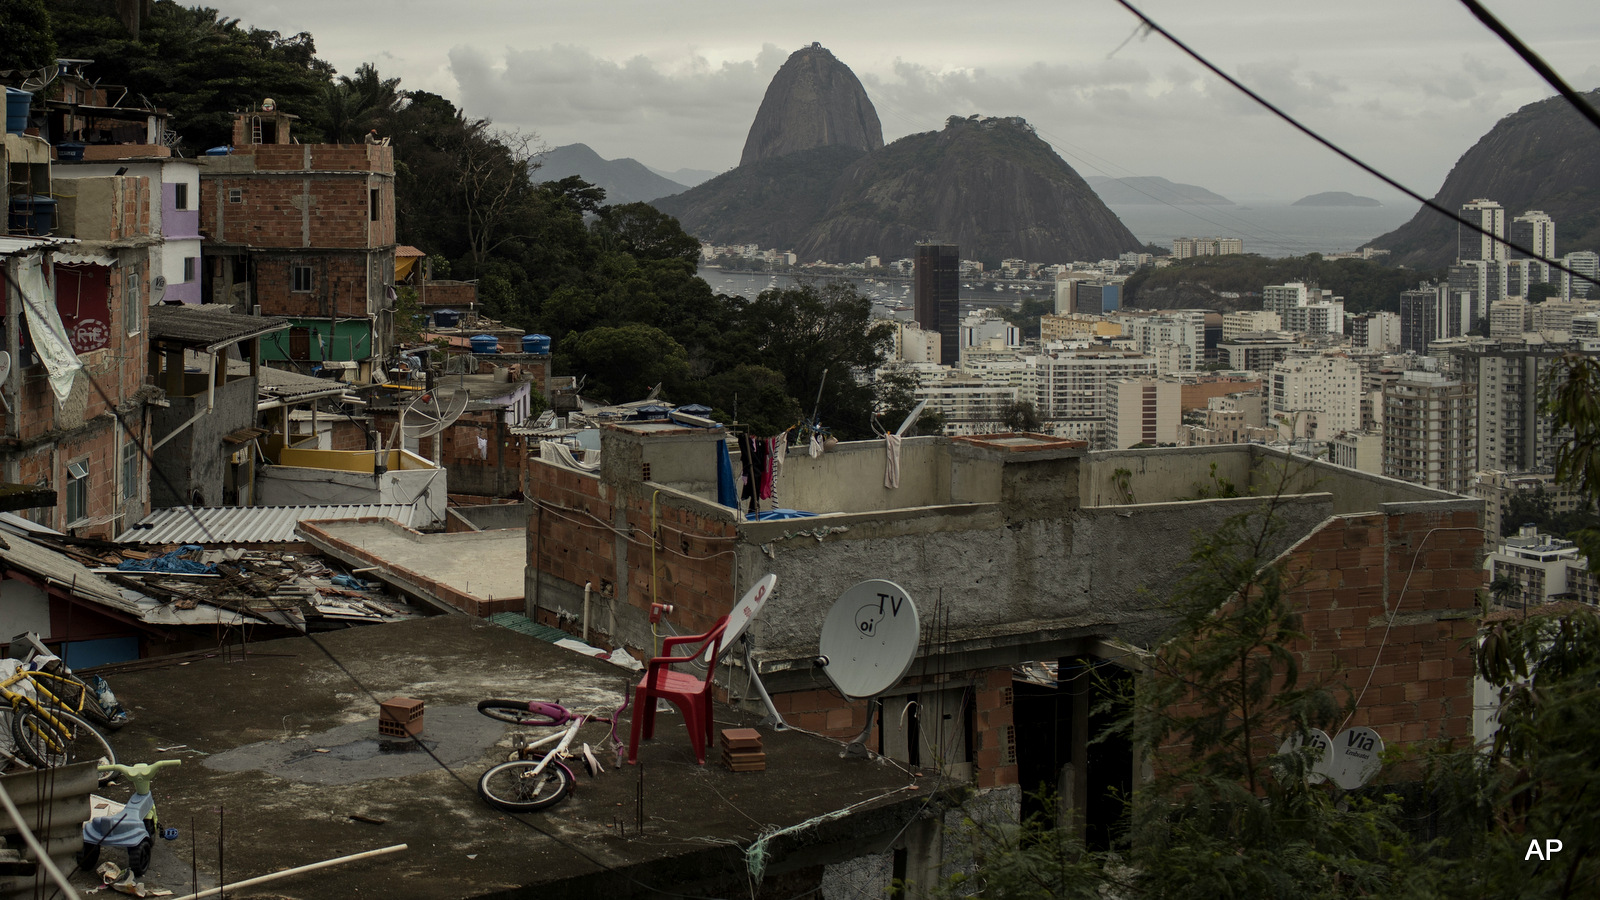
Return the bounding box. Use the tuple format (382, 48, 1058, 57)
(817, 579, 920, 757)
(1277, 725, 1382, 790)
(1325, 726, 1383, 790)
(1275, 727, 1333, 784)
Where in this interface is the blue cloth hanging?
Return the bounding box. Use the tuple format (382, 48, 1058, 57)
(716, 439, 738, 510)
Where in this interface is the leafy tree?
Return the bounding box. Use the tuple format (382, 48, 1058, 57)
(592, 202, 701, 268)
(48, 1, 334, 149)
(0, 0, 57, 75)
(730, 282, 894, 440)
(875, 369, 943, 437)
(1542, 353, 1600, 566)
(564, 324, 688, 405)
(999, 399, 1042, 433)
(700, 364, 802, 437)
(323, 62, 400, 143)
(1528, 281, 1559, 303)
(999, 298, 1053, 340)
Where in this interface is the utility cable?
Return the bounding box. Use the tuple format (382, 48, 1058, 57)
(1110, 0, 1600, 293)
(1457, 0, 1600, 133)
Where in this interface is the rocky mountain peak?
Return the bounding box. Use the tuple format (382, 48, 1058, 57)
(739, 43, 884, 167)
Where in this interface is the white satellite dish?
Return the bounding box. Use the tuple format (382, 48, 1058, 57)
(1325, 726, 1384, 790)
(817, 580, 920, 758)
(818, 580, 921, 699)
(399, 389, 469, 441)
(1276, 727, 1333, 784)
(150, 275, 167, 304)
(0, 351, 11, 384)
(722, 574, 777, 654)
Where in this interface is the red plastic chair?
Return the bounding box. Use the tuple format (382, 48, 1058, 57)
(628, 615, 731, 765)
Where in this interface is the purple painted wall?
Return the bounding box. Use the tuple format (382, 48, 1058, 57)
(162, 183, 200, 240)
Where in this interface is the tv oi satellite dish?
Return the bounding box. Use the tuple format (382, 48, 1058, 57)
(818, 580, 920, 700)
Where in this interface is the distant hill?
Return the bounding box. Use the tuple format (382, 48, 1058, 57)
(1369, 88, 1600, 268)
(1293, 191, 1381, 207)
(647, 165, 719, 188)
(531, 144, 688, 205)
(1087, 175, 1232, 205)
(654, 42, 1139, 265)
(741, 43, 883, 166)
(656, 115, 1142, 265)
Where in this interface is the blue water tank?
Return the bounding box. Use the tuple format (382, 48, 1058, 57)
(5, 88, 31, 134)
(432, 309, 460, 328)
(521, 334, 551, 354)
(8, 195, 56, 236)
(470, 334, 499, 354)
(57, 142, 85, 162)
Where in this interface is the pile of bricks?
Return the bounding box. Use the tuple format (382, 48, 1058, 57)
(720, 728, 765, 772)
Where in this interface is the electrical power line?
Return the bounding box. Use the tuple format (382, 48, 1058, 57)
(1110, 0, 1600, 293)
(1457, 0, 1600, 134)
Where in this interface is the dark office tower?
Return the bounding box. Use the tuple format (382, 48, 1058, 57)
(914, 243, 960, 365)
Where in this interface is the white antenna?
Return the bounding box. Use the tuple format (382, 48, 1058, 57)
(817, 580, 920, 758)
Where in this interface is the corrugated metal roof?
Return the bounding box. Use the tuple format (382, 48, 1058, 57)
(0, 235, 75, 257)
(149, 304, 290, 352)
(116, 505, 416, 545)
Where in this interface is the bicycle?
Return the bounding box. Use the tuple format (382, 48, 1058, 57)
(0, 665, 117, 783)
(475, 687, 631, 812)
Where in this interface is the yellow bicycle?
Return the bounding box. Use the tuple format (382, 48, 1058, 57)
(0, 667, 117, 783)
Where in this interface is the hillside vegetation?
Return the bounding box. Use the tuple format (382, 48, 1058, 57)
(1124, 254, 1441, 313)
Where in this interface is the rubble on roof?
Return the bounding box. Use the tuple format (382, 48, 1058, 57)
(0, 523, 422, 633)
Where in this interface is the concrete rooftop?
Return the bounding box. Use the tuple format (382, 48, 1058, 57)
(96, 617, 931, 899)
(297, 518, 525, 616)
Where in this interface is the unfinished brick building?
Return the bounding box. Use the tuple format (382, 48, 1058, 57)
(524, 428, 1484, 852)
(1, 129, 156, 538)
(197, 105, 397, 381)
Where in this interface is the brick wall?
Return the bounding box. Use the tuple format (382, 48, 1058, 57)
(201, 173, 391, 250)
(1156, 507, 1482, 774)
(255, 253, 375, 318)
(1291, 509, 1481, 744)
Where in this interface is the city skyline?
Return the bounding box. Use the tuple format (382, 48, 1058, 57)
(237, 0, 1600, 204)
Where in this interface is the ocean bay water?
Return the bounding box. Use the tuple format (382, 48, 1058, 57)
(1108, 202, 1420, 258)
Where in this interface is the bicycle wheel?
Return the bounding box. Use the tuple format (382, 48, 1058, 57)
(12, 708, 117, 784)
(478, 756, 572, 812)
(477, 699, 564, 727)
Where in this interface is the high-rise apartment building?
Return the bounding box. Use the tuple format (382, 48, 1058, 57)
(913, 243, 960, 365)
(1508, 210, 1556, 280)
(1459, 198, 1506, 263)
(1262, 282, 1345, 335)
(1560, 250, 1599, 300)
(1382, 371, 1476, 494)
(1400, 282, 1475, 352)
(1032, 349, 1156, 444)
(1269, 352, 1362, 439)
(1449, 259, 1505, 320)
(1106, 377, 1181, 449)
(1451, 338, 1594, 473)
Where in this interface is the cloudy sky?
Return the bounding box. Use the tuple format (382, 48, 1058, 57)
(238, 0, 1599, 204)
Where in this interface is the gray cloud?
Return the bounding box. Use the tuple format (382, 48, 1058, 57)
(218, 0, 1597, 202)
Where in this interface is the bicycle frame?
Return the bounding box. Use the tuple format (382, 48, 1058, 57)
(0, 670, 92, 752)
